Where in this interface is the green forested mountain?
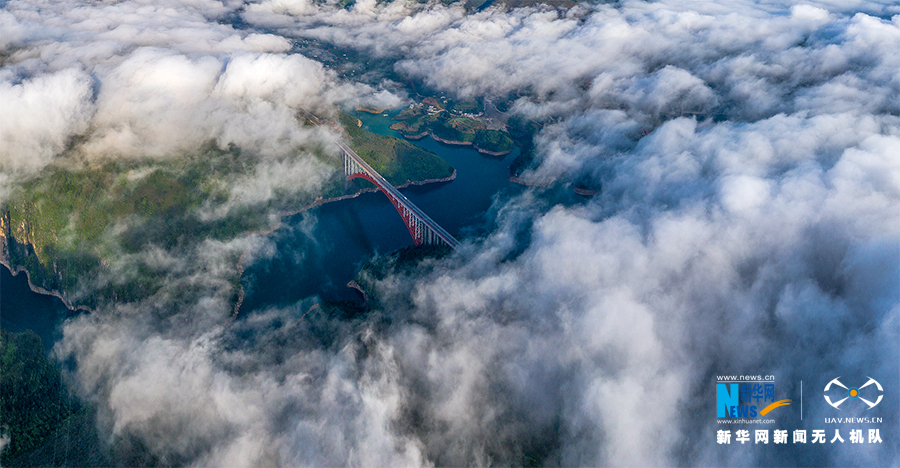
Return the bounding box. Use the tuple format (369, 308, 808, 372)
(0, 328, 79, 463)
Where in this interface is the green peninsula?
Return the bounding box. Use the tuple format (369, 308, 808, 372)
(338, 112, 454, 186)
(389, 101, 515, 156)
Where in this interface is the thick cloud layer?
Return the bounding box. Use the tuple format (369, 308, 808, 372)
(0, 0, 372, 204)
(3, 0, 898, 466)
(248, 1, 899, 121)
(370, 114, 899, 466)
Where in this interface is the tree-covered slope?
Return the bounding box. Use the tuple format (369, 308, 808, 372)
(339, 112, 454, 185)
(0, 329, 79, 464)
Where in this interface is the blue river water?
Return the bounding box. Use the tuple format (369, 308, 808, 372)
(1, 266, 75, 350)
(1, 110, 523, 345)
(239, 110, 523, 310)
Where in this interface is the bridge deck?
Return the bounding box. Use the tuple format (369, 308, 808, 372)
(298, 108, 460, 249)
(336, 139, 460, 249)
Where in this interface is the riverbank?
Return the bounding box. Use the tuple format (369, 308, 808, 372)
(276, 168, 457, 225)
(389, 124, 429, 140)
(416, 133, 513, 157)
(474, 145, 514, 157)
(0, 243, 93, 314)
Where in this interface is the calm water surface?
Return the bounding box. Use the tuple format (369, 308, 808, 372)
(0, 266, 74, 350)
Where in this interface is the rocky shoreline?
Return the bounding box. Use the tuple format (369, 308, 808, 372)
(0, 241, 93, 313)
(281, 168, 457, 220)
(390, 119, 514, 156)
(428, 133, 473, 147)
(425, 133, 513, 156)
(474, 145, 513, 157)
(396, 131, 429, 140)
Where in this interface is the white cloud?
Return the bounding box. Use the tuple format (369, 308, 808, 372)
(0, 0, 358, 206)
(2, 0, 895, 466)
(0, 68, 94, 172)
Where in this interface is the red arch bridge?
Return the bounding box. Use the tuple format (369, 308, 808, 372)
(336, 139, 460, 250)
(297, 108, 459, 250)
